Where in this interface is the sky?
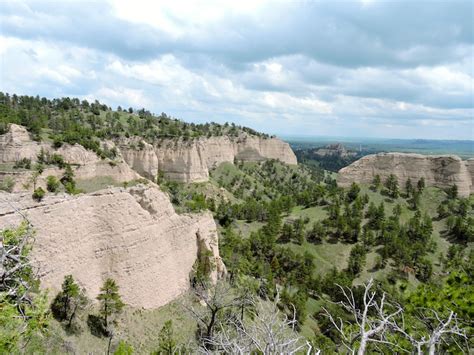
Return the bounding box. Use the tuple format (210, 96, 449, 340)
(0, 0, 473, 140)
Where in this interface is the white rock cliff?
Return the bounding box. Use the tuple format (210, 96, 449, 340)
(338, 152, 474, 197)
(119, 135, 297, 182)
(0, 185, 225, 309)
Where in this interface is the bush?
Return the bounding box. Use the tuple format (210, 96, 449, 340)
(13, 158, 31, 170)
(46, 175, 60, 192)
(32, 187, 45, 201)
(0, 176, 15, 192)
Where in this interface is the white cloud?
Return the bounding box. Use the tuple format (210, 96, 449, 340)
(0, 1, 472, 139)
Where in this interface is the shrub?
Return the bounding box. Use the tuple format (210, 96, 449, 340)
(0, 176, 15, 192)
(46, 175, 60, 192)
(13, 158, 31, 170)
(32, 187, 45, 201)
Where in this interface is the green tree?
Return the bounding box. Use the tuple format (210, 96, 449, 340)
(405, 178, 413, 197)
(417, 177, 425, 192)
(61, 164, 76, 190)
(154, 320, 177, 354)
(97, 278, 124, 330)
(46, 175, 60, 192)
(32, 187, 45, 201)
(346, 182, 360, 203)
(114, 340, 134, 355)
(347, 244, 367, 276)
(447, 184, 458, 200)
(385, 174, 399, 198)
(372, 174, 382, 191)
(51, 275, 87, 329)
(0, 223, 50, 353)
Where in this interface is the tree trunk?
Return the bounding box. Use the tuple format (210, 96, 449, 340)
(357, 336, 367, 355)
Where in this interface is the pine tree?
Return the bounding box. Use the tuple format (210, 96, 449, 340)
(97, 278, 124, 329)
(155, 320, 177, 354)
(51, 275, 87, 328)
(405, 178, 413, 197)
(417, 177, 425, 192)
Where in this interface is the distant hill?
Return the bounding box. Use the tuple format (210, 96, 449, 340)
(295, 143, 362, 172)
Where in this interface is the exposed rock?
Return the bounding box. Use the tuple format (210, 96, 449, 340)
(0, 124, 49, 163)
(338, 152, 473, 197)
(0, 124, 297, 188)
(0, 185, 225, 309)
(313, 143, 357, 158)
(0, 124, 140, 192)
(119, 135, 297, 182)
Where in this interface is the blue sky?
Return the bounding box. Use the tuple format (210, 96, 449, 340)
(0, 0, 473, 139)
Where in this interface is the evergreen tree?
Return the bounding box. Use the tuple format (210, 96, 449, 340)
(385, 174, 399, 198)
(155, 320, 177, 354)
(405, 178, 413, 197)
(51, 275, 87, 328)
(347, 244, 367, 276)
(417, 177, 425, 192)
(447, 184, 458, 200)
(97, 278, 124, 329)
(372, 174, 382, 191)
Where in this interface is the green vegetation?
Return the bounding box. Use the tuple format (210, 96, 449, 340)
(0, 222, 50, 353)
(0, 176, 15, 192)
(0, 92, 270, 158)
(97, 278, 125, 331)
(1, 92, 472, 352)
(32, 186, 46, 201)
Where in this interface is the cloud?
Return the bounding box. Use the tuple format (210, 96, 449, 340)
(0, 0, 472, 139)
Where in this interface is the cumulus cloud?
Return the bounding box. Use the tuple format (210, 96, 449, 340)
(0, 0, 472, 139)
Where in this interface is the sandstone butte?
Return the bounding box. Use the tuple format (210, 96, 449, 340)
(0, 185, 226, 309)
(0, 123, 295, 309)
(338, 152, 474, 197)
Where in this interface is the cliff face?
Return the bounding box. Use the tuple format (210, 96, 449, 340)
(119, 135, 297, 182)
(0, 125, 297, 188)
(0, 124, 140, 192)
(0, 185, 225, 309)
(338, 153, 473, 197)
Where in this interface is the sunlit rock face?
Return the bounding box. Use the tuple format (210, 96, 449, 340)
(338, 152, 473, 197)
(0, 185, 225, 309)
(119, 135, 297, 182)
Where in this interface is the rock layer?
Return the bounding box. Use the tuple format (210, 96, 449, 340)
(0, 124, 297, 188)
(119, 135, 297, 182)
(338, 152, 473, 197)
(0, 124, 140, 192)
(0, 185, 225, 309)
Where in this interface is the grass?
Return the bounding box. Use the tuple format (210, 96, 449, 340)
(46, 294, 199, 354)
(288, 205, 328, 221)
(0, 163, 17, 172)
(76, 176, 122, 193)
(287, 241, 352, 275)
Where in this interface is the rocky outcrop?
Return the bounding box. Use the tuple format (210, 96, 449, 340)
(119, 135, 297, 182)
(0, 124, 297, 187)
(314, 143, 357, 158)
(0, 124, 140, 192)
(338, 153, 473, 197)
(0, 185, 225, 309)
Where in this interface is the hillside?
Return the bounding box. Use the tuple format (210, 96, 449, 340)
(1, 94, 472, 353)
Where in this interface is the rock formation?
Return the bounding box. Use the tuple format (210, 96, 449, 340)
(0, 123, 296, 309)
(338, 152, 473, 197)
(0, 185, 225, 309)
(0, 124, 297, 190)
(314, 143, 356, 158)
(0, 124, 140, 192)
(119, 135, 297, 182)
